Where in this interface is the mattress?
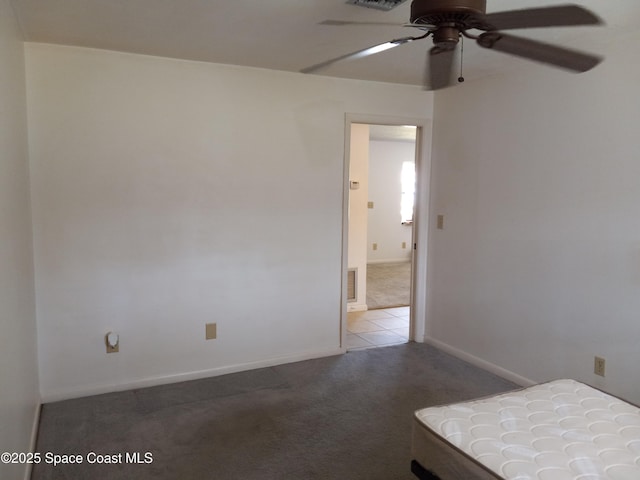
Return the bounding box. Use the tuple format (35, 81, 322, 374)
(412, 379, 640, 480)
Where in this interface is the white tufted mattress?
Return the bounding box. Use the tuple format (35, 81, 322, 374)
(412, 379, 640, 480)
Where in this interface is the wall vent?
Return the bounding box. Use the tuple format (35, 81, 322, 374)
(347, 268, 357, 302)
(346, 0, 409, 12)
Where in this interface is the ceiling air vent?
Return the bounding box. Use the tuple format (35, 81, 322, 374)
(346, 0, 409, 12)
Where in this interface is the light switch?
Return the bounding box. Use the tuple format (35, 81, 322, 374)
(437, 214, 444, 230)
(368, 201, 374, 209)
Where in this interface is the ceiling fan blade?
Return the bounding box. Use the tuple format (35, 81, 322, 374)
(300, 36, 417, 74)
(477, 32, 602, 73)
(320, 20, 434, 30)
(426, 46, 456, 90)
(319, 19, 405, 26)
(481, 5, 602, 31)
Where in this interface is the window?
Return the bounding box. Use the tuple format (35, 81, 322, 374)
(400, 161, 415, 224)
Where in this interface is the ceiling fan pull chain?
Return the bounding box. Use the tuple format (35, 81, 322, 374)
(458, 34, 465, 83)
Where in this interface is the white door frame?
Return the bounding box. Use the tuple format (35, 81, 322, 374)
(341, 113, 433, 348)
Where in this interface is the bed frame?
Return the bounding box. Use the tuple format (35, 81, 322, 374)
(411, 379, 640, 480)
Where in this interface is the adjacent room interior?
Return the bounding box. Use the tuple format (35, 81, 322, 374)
(2, 0, 640, 479)
(346, 123, 416, 350)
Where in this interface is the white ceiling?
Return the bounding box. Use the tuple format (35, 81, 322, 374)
(10, 0, 640, 87)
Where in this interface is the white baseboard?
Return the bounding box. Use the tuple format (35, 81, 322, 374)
(24, 401, 41, 480)
(424, 337, 536, 388)
(347, 303, 367, 312)
(367, 259, 411, 265)
(41, 347, 345, 403)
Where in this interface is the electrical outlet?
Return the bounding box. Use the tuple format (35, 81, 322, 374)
(368, 201, 374, 209)
(594, 356, 605, 377)
(206, 323, 217, 340)
(105, 332, 119, 353)
(437, 215, 445, 230)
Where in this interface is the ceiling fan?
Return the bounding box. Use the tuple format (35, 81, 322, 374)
(301, 1, 604, 89)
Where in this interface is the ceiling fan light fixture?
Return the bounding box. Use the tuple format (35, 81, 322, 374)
(433, 26, 460, 48)
(346, 0, 410, 12)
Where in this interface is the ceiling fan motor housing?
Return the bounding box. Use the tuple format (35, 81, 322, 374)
(410, 0, 486, 25)
(411, 0, 486, 48)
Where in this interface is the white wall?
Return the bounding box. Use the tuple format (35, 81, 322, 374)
(347, 124, 369, 311)
(368, 139, 414, 263)
(428, 30, 640, 403)
(0, 0, 40, 478)
(25, 44, 434, 401)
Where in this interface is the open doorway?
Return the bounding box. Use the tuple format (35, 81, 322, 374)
(345, 123, 418, 351)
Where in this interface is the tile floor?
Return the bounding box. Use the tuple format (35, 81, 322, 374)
(346, 306, 410, 351)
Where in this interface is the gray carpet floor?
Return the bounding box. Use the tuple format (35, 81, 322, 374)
(32, 343, 518, 480)
(366, 262, 411, 310)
